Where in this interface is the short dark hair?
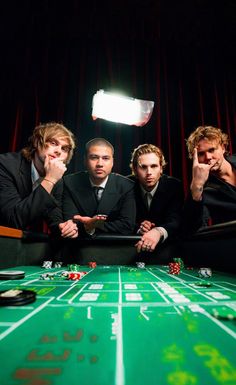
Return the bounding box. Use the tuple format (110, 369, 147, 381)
(85, 138, 114, 157)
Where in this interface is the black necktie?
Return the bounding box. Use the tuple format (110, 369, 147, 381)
(93, 186, 103, 202)
(144, 192, 152, 210)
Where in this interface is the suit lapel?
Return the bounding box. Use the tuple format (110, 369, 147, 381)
(97, 174, 119, 213)
(67, 173, 97, 216)
(19, 157, 32, 197)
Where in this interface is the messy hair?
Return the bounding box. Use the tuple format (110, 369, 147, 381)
(130, 143, 167, 174)
(186, 126, 229, 159)
(22, 122, 76, 163)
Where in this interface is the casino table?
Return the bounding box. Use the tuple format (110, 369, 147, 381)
(0, 265, 236, 385)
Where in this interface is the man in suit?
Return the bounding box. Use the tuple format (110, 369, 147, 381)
(62, 138, 136, 236)
(184, 125, 236, 234)
(0, 122, 78, 238)
(129, 143, 184, 262)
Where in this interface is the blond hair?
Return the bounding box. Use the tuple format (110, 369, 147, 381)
(186, 125, 229, 159)
(130, 143, 166, 174)
(22, 122, 76, 163)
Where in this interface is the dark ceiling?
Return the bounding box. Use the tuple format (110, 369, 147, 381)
(0, 0, 235, 47)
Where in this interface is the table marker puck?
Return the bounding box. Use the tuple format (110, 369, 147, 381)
(0, 271, 25, 280)
(0, 289, 36, 306)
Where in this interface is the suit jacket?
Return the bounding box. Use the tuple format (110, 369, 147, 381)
(130, 174, 184, 240)
(62, 171, 136, 235)
(0, 152, 63, 231)
(183, 154, 236, 234)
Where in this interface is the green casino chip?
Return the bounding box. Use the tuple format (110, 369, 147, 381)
(195, 281, 212, 287)
(211, 306, 236, 320)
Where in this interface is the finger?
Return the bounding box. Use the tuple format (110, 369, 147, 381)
(73, 215, 83, 222)
(192, 148, 199, 166)
(44, 154, 50, 169)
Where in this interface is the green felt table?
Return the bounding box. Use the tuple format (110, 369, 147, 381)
(0, 265, 236, 385)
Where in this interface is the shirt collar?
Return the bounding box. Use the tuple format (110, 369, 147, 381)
(31, 162, 41, 184)
(140, 181, 159, 198)
(90, 175, 108, 189)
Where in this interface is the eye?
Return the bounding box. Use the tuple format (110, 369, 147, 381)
(62, 146, 70, 153)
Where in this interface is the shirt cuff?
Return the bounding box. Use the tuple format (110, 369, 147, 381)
(153, 226, 168, 242)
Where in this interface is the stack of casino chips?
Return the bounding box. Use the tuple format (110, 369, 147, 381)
(42, 261, 53, 269)
(88, 262, 97, 268)
(198, 267, 212, 278)
(173, 258, 184, 269)
(168, 262, 181, 275)
(136, 262, 145, 269)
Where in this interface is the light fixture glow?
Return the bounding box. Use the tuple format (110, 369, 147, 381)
(92, 90, 154, 126)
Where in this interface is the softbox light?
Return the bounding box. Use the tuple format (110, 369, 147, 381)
(92, 90, 154, 126)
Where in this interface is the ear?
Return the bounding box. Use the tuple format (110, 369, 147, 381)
(221, 144, 226, 154)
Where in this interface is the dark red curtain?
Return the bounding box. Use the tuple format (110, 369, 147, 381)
(0, 1, 235, 193)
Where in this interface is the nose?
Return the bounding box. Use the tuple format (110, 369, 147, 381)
(54, 146, 62, 156)
(146, 166, 152, 174)
(96, 157, 103, 166)
(204, 152, 212, 163)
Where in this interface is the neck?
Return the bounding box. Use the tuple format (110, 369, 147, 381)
(33, 154, 45, 177)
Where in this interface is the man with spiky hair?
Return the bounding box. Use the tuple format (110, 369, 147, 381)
(184, 125, 236, 234)
(0, 122, 78, 238)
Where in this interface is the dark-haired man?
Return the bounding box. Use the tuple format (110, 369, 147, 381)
(62, 138, 136, 237)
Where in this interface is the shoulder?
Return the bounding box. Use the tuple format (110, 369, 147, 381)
(0, 151, 22, 163)
(64, 171, 87, 184)
(110, 173, 135, 186)
(0, 152, 28, 170)
(227, 154, 236, 167)
(160, 174, 182, 186)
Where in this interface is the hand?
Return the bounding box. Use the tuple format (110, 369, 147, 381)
(190, 148, 216, 201)
(139, 220, 155, 234)
(135, 228, 162, 253)
(44, 155, 67, 184)
(74, 214, 107, 232)
(59, 219, 78, 238)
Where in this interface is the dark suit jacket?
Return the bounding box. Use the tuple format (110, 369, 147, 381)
(130, 174, 184, 240)
(0, 152, 63, 231)
(183, 154, 236, 235)
(62, 171, 136, 235)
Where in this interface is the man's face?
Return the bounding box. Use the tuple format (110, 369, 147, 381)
(135, 153, 162, 191)
(36, 136, 71, 165)
(85, 145, 114, 183)
(196, 138, 225, 171)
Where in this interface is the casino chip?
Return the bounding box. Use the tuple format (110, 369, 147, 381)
(0, 289, 36, 306)
(211, 306, 236, 320)
(42, 261, 53, 269)
(88, 262, 97, 268)
(198, 267, 212, 278)
(194, 281, 212, 287)
(136, 262, 145, 269)
(0, 271, 25, 280)
(168, 262, 180, 275)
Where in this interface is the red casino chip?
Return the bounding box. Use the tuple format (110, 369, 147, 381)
(67, 273, 82, 280)
(88, 262, 97, 268)
(168, 262, 180, 275)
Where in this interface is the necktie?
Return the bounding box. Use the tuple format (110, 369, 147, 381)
(144, 192, 152, 210)
(93, 186, 103, 202)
